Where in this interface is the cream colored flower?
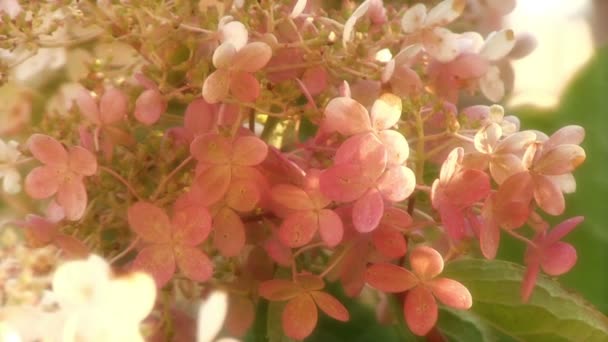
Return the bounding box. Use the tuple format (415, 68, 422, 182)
(0, 139, 22, 194)
(197, 291, 239, 342)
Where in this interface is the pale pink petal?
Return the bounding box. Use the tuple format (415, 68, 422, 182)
(533, 175, 565, 216)
(127, 202, 172, 243)
(540, 242, 577, 276)
(279, 211, 318, 248)
(489, 154, 525, 184)
(474, 123, 501, 154)
(271, 184, 314, 210)
(99, 87, 128, 124)
(323, 97, 371, 136)
(370, 93, 402, 131)
(495, 131, 537, 154)
(134, 89, 166, 126)
(56, 178, 87, 221)
(68, 146, 97, 176)
(342, 0, 371, 45)
(535, 145, 586, 175)
(389, 65, 422, 97)
(401, 4, 426, 33)
(290, 0, 307, 18)
(317, 209, 344, 247)
(213, 42, 237, 69)
(509, 32, 537, 59)
(377, 130, 409, 165)
(424, 27, 460, 63)
(547, 174, 576, 194)
(193, 165, 232, 206)
(213, 208, 246, 257)
(225, 179, 261, 212)
(424, 0, 465, 26)
(365, 263, 418, 293)
(27, 134, 68, 166)
(479, 65, 505, 102)
(184, 98, 217, 136)
(301, 66, 327, 96)
(190, 133, 231, 164)
(410, 246, 444, 280)
(132, 245, 176, 287)
(75, 89, 101, 124)
(439, 199, 467, 240)
(480, 29, 516, 61)
(175, 246, 213, 282)
(219, 21, 248, 50)
(377, 165, 416, 202)
(232, 42, 273, 72)
(449, 53, 489, 78)
(404, 286, 438, 336)
(202, 69, 231, 104)
(439, 147, 462, 184)
(334, 133, 387, 177)
(544, 125, 585, 150)
(444, 169, 491, 207)
(232, 136, 268, 166)
(25, 166, 61, 199)
(171, 204, 212, 246)
(380, 207, 413, 230)
(230, 71, 260, 102)
(352, 189, 384, 233)
(428, 278, 472, 309)
(319, 164, 370, 202)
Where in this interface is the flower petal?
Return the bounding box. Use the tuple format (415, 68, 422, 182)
(232, 135, 268, 166)
(192, 165, 232, 206)
(230, 71, 261, 103)
(401, 4, 427, 33)
(68, 146, 97, 176)
(213, 42, 237, 69)
(175, 246, 213, 282)
(540, 242, 577, 276)
(428, 278, 472, 309)
(370, 93, 402, 131)
(377, 165, 416, 202)
(259, 279, 302, 301)
(479, 65, 505, 102)
(100, 271, 156, 323)
(171, 204, 212, 246)
(75, 88, 101, 124)
(24, 166, 61, 199)
(219, 21, 248, 50)
(544, 125, 585, 150)
(132, 245, 176, 287)
(232, 42, 273, 72)
(403, 286, 438, 336)
(202, 69, 231, 104)
(317, 209, 344, 247)
(99, 87, 128, 124)
(372, 226, 408, 259)
(56, 177, 88, 221)
(271, 184, 314, 210)
(213, 208, 246, 257)
(425, 0, 465, 26)
(310, 291, 349, 322)
(323, 97, 371, 136)
(27, 134, 68, 166)
(127, 202, 172, 243)
(533, 174, 565, 216)
(480, 29, 516, 61)
(352, 189, 384, 233)
(198, 291, 229, 342)
(318, 163, 370, 202)
(282, 294, 318, 340)
(52, 255, 110, 307)
(424, 27, 460, 63)
(365, 263, 418, 293)
(134, 89, 166, 126)
(410, 246, 444, 280)
(279, 211, 318, 248)
(534, 145, 586, 175)
(378, 129, 410, 165)
(225, 179, 261, 212)
(190, 133, 231, 164)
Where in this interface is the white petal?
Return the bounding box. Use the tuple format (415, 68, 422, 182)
(393, 44, 423, 65)
(212, 43, 236, 69)
(343, 0, 371, 46)
(401, 4, 427, 33)
(290, 0, 307, 18)
(99, 272, 156, 323)
(479, 66, 505, 102)
(480, 30, 516, 61)
(424, 0, 465, 27)
(424, 27, 460, 63)
(219, 21, 248, 51)
(52, 255, 111, 309)
(2, 168, 21, 194)
(197, 291, 229, 342)
(548, 173, 577, 194)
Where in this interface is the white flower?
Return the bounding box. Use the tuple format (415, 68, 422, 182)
(0, 139, 22, 194)
(197, 291, 239, 342)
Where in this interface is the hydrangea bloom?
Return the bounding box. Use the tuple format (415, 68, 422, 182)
(0, 139, 22, 194)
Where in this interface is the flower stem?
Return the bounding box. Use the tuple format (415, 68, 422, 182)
(99, 166, 143, 201)
(151, 156, 193, 201)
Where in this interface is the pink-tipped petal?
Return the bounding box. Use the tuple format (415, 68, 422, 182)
(352, 189, 384, 233)
(533, 175, 565, 216)
(323, 97, 371, 136)
(99, 87, 128, 124)
(404, 286, 438, 336)
(310, 291, 349, 322)
(25, 166, 61, 199)
(56, 178, 87, 221)
(429, 278, 472, 309)
(230, 71, 261, 103)
(127, 202, 172, 243)
(202, 69, 231, 104)
(68, 146, 97, 176)
(474, 123, 501, 154)
(232, 42, 273, 72)
(540, 242, 577, 276)
(370, 93, 402, 131)
(377, 165, 416, 202)
(489, 154, 525, 185)
(213, 208, 246, 257)
(132, 245, 176, 287)
(279, 211, 318, 248)
(410, 246, 444, 280)
(232, 136, 268, 166)
(444, 169, 491, 208)
(134, 89, 166, 126)
(317, 209, 344, 247)
(28, 134, 68, 167)
(544, 125, 585, 150)
(175, 246, 213, 282)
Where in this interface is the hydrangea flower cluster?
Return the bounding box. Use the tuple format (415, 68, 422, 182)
(0, 0, 587, 340)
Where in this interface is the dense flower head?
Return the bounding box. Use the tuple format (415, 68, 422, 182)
(0, 0, 590, 340)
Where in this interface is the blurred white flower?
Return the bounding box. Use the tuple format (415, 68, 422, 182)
(0, 139, 22, 194)
(197, 291, 239, 342)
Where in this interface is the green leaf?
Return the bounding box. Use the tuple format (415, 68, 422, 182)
(442, 259, 608, 342)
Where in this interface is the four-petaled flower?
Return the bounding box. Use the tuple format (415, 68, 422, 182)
(128, 201, 213, 287)
(365, 246, 472, 336)
(25, 134, 98, 221)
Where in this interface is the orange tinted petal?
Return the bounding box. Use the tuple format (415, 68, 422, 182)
(171, 204, 212, 246)
(127, 202, 171, 243)
(68, 146, 97, 176)
(282, 294, 318, 340)
(132, 245, 176, 287)
(230, 71, 261, 103)
(25, 166, 61, 199)
(409, 246, 444, 280)
(311, 291, 349, 322)
(232, 136, 268, 166)
(403, 286, 438, 336)
(258, 279, 301, 301)
(428, 278, 472, 309)
(175, 246, 213, 282)
(278, 211, 318, 248)
(213, 208, 246, 257)
(190, 133, 231, 164)
(28, 134, 68, 166)
(366, 263, 418, 293)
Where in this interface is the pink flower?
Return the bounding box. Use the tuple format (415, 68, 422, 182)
(366, 246, 472, 336)
(128, 201, 213, 287)
(24, 134, 97, 221)
(521, 216, 583, 302)
(202, 41, 272, 103)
